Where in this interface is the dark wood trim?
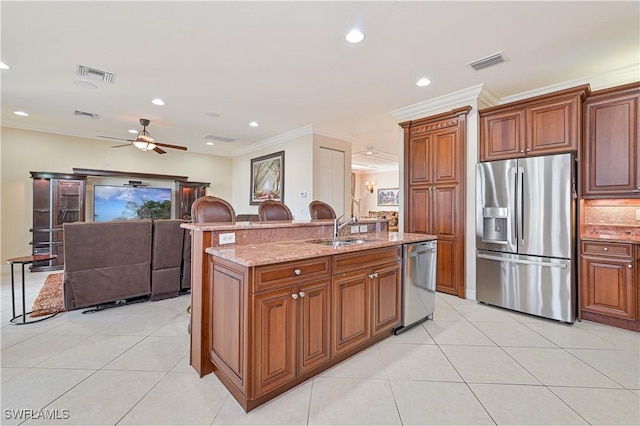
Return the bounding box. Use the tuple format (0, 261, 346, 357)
(479, 84, 590, 115)
(586, 81, 640, 101)
(398, 106, 472, 129)
(72, 168, 188, 181)
(581, 311, 640, 332)
(30, 171, 86, 180)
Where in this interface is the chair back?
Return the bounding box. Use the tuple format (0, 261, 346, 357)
(258, 200, 293, 221)
(191, 196, 236, 223)
(309, 200, 337, 219)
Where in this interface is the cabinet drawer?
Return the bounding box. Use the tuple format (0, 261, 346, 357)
(333, 246, 402, 275)
(581, 241, 633, 258)
(253, 257, 331, 292)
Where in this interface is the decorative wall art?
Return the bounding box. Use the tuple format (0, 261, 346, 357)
(250, 151, 285, 205)
(377, 188, 399, 206)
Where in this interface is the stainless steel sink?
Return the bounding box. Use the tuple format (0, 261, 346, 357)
(306, 238, 374, 247)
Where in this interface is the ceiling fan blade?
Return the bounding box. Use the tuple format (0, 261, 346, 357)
(98, 135, 134, 142)
(110, 143, 132, 148)
(154, 142, 188, 151)
(153, 147, 167, 154)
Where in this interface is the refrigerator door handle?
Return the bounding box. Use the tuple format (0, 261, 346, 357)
(516, 166, 525, 246)
(477, 253, 568, 269)
(511, 167, 518, 246)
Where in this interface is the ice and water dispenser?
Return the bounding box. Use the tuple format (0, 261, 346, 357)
(482, 207, 509, 244)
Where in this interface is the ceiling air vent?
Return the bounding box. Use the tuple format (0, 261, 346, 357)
(469, 52, 507, 71)
(74, 110, 100, 119)
(203, 134, 236, 143)
(76, 64, 116, 83)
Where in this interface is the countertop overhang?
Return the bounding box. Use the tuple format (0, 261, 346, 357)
(205, 232, 436, 266)
(181, 218, 385, 232)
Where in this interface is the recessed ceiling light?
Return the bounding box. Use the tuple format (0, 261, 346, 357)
(205, 112, 220, 118)
(416, 78, 431, 87)
(151, 98, 166, 106)
(345, 29, 365, 44)
(74, 80, 97, 90)
(128, 129, 138, 134)
(14, 111, 29, 116)
(249, 121, 259, 127)
(205, 142, 214, 146)
(0, 62, 10, 70)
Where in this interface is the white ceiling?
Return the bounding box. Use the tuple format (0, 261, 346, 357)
(2, 1, 639, 166)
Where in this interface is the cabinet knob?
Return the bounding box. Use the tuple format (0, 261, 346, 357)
(603, 247, 609, 252)
(369, 274, 374, 279)
(520, 150, 525, 153)
(525, 148, 530, 152)
(294, 269, 301, 276)
(291, 293, 299, 300)
(628, 264, 633, 269)
(298, 291, 305, 298)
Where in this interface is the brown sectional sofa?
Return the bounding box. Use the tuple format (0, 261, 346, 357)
(367, 210, 399, 232)
(63, 219, 190, 310)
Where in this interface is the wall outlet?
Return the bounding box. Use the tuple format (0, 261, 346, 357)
(350, 225, 360, 234)
(219, 232, 236, 245)
(359, 224, 368, 233)
(636, 209, 640, 221)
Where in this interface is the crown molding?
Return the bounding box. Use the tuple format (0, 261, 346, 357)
(500, 64, 640, 104)
(312, 127, 357, 143)
(390, 83, 484, 122)
(234, 125, 314, 156)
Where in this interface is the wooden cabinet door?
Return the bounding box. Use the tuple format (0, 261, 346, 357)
(480, 109, 526, 161)
(297, 279, 331, 374)
(432, 185, 464, 296)
(253, 287, 296, 397)
(331, 270, 370, 356)
(526, 96, 579, 155)
(583, 93, 639, 196)
(408, 134, 432, 185)
(371, 262, 402, 336)
(407, 187, 432, 234)
(432, 127, 462, 184)
(581, 255, 636, 320)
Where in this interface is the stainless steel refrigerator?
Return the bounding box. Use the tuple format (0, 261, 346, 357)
(476, 153, 576, 323)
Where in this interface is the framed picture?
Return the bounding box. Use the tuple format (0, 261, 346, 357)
(377, 188, 399, 206)
(250, 151, 285, 205)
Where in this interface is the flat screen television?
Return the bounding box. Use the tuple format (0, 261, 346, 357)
(93, 185, 172, 222)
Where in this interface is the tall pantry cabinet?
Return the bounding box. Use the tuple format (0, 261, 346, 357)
(400, 106, 471, 297)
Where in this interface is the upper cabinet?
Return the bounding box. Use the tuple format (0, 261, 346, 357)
(582, 82, 640, 198)
(479, 84, 589, 162)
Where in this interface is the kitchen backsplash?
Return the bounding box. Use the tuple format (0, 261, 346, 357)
(584, 199, 640, 229)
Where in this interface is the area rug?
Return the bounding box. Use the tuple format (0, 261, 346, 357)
(31, 272, 65, 317)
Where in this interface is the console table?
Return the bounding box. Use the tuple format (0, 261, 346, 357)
(7, 254, 59, 324)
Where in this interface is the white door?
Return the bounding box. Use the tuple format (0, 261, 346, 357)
(317, 147, 345, 217)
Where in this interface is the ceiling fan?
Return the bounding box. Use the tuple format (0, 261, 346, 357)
(99, 118, 188, 154)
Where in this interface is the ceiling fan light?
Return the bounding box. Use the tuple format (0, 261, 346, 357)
(133, 141, 156, 151)
(137, 130, 154, 143)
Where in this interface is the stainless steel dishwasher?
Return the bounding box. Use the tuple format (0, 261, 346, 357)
(394, 240, 437, 334)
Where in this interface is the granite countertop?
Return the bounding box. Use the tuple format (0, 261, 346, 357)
(581, 233, 640, 244)
(205, 232, 436, 266)
(182, 218, 385, 231)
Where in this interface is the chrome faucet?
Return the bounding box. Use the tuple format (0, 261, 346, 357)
(333, 214, 358, 238)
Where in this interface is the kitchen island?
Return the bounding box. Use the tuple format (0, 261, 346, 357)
(182, 219, 435, 411)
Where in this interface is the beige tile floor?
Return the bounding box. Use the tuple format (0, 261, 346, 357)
(1, 271, 639, 425)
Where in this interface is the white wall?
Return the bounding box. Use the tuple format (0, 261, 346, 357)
(354, 170, 400, 216)
(231, 134, 314, 218)
(0, 127, 233, 272)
